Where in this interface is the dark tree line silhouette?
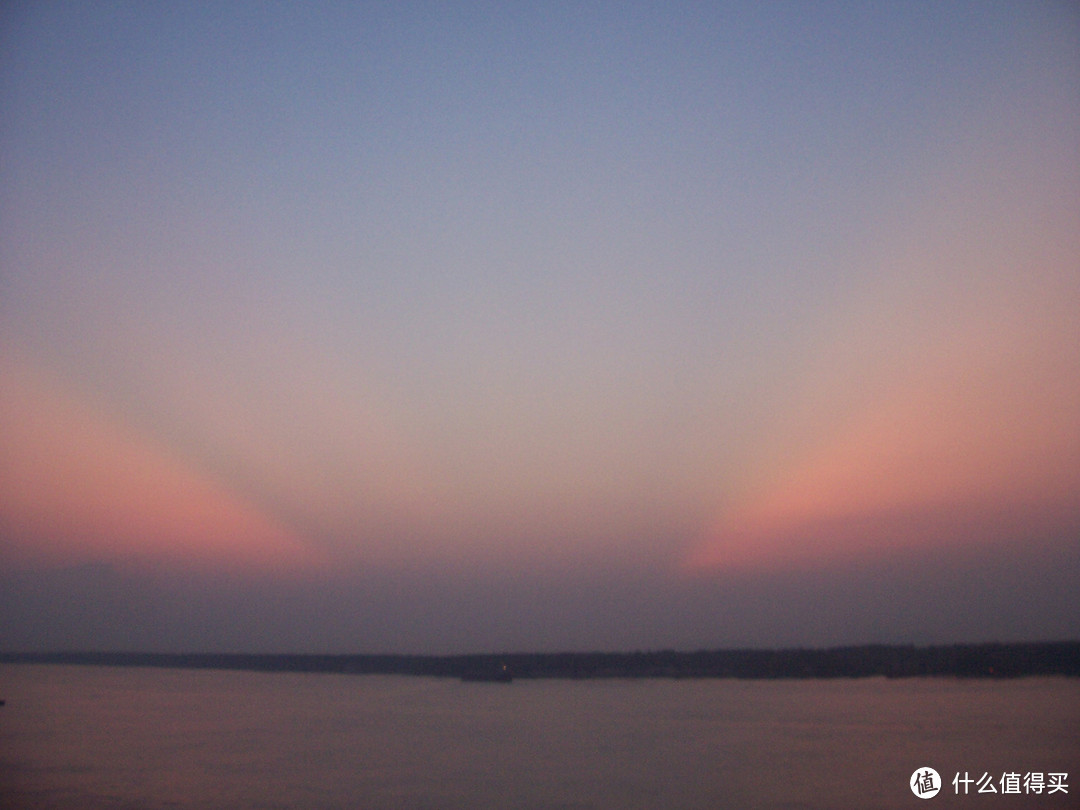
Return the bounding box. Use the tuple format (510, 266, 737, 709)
(3, 641, 1078, 680)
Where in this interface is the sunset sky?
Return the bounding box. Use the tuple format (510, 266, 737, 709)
(2, 1, 1078, 653)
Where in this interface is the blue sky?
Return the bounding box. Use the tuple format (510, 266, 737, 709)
(1, 1, 1078, 652)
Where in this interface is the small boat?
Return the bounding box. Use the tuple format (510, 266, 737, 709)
(460, 661, 513, 683)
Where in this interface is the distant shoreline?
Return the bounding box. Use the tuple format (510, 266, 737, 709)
(2, 642, 1078, 680)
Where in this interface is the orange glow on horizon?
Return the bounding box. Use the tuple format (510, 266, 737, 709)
(0, 350, 327, 575)
(683, 362, 1080, 575)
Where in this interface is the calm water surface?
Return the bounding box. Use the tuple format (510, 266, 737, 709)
(0, 664, 1076, 809)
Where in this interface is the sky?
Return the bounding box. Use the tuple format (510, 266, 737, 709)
(1, 1, 1078, 654)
